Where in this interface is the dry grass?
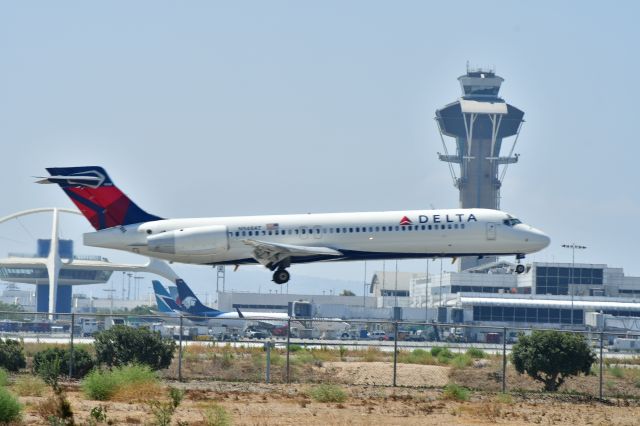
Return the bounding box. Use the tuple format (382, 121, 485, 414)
(111, 380, 165, 402)
(12, 375, 48, 397)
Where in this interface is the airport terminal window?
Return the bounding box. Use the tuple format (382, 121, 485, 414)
(602, 309, 640, 318)
(536, 266, 604, 294)
(473, 306, 584, 324)
(451, 285, 511, 293)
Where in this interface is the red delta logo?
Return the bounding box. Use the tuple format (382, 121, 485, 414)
(399, 216, 413, 226)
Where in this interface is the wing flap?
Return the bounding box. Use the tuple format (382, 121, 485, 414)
(242, 239, 342, 267)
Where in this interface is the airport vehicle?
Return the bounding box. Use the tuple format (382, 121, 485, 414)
(38, 166, 550, 283)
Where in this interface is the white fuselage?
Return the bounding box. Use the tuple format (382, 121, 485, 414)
(83, 208, 550, 265)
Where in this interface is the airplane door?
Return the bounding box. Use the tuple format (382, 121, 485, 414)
(486, 223, 497, 240)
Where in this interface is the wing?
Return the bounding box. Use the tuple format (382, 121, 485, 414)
(242, 239, 342, 267)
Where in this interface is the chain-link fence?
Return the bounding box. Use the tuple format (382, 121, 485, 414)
(2, 309, 640, 398)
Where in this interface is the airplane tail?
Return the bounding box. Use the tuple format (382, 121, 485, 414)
(152, 280, 174, 314)
(175, 278, 220, 315)
(36, 166, 162, 230)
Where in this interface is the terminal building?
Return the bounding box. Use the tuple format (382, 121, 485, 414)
(409, 261, 640, 328)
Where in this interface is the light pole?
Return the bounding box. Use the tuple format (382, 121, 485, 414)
(561, 243, 587, 326)
(363, 261, 367, 308)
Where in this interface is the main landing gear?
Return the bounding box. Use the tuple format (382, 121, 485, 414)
(515, 254, 525, 274)
(272, 268, 290, 284)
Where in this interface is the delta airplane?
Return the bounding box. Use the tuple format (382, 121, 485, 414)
(37, 166, 550, 284)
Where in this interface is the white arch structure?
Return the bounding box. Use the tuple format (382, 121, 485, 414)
(0, 208, 179, 317)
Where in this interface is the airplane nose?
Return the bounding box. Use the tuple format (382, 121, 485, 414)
(529, 228, 551, 250)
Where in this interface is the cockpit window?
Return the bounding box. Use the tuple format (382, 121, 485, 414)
(503, 218, 522, 227)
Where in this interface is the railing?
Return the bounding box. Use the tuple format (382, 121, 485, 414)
(1, 309, 638, 399)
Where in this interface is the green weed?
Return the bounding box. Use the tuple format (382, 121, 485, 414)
(308, 384, 348, 403)
(441, 383, 470, 401)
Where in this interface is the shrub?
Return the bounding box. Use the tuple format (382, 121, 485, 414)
(0, 367, 8, 386)
(148, 386, 184, 426)
(82, 370, 120, 401)
(34, 347, 95, 380)
(431, 346, 453, 361)
(0, 338, 26, 372)
(13, 375, 47, 397)
(466, 348, 487, 359)
(94, 326, 175, 370)
(0, 387, 22, 423)
(608, 366, 625, 379)
(399, 349, 435, 365)
(37, 392, 74, 425)
(450, 354, 473, 369)
(82, 365, 159, 401)
(201, 403, 231, 426)
(511, 330, 596, 392)
(289, 344, 304, 352)
(308, 384, 347, 403)
(441, 383, 470, 401)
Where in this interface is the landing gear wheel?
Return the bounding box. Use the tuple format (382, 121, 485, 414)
(273, 269, 290, 284)
(515, 264, 525, 274)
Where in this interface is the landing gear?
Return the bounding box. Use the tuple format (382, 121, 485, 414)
(272, 268, 290, 284)
(515, 254, 525, 274)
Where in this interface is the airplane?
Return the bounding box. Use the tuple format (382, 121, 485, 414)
(37, 166, 550, 283)
(152, 279, 288, 323)
(153, 279, 351, 337)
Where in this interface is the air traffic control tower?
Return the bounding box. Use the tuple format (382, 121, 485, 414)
(436, 66, 524, 271)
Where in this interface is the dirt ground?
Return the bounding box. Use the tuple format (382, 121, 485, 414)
(15, 362, 640, 426)
(321, 361, 450, 387)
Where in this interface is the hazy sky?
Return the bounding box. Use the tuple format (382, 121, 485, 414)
(1, 1, 639, 299)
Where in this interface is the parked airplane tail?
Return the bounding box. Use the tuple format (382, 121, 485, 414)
(36, 166, 162, 230)
(175, 278, 221, 315)
(152, 281, 174, 314)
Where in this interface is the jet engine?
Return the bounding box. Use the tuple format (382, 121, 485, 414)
(147, 225, 229, 255)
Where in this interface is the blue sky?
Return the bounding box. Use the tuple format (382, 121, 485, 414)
(1, 2, 639, 299)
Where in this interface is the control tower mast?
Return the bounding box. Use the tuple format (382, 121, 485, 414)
(436, 65, 524, 271)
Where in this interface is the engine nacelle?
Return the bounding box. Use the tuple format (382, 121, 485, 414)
(147, 225, 229, 255)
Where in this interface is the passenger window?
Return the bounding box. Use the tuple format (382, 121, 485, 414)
(382, 226, 386, 231)
(428, 225, 432, 230)
(349, 228, 353, 233)
(461, 224, 465, 229)
(448, 224, 452, 229)
(441, 225, 446, 230)
(268, 231, 272, 235)
(242, 231, 246, 236)
(454, 224, 458, 229)
(235, 232, 239, 237)
(295, 229, 299, 235)
(336, 228, 340, 233)
(375, 226, 380, 232)
(395, 226, 399, 231)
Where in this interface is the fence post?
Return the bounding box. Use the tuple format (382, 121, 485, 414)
(178, 315, 183, 382)
(69, 312, 75, 378)
(599, 332, 604, 400)
(392, 321, 398, 387)
(502, 326, 507, 393)
(286, 318, 291, 383)
(265, 341, 272, 384)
